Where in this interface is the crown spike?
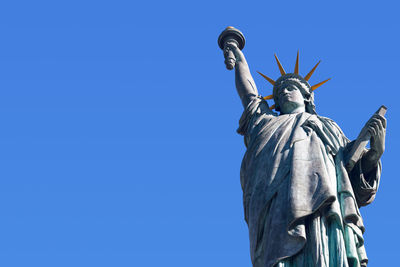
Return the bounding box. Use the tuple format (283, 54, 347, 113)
(304, 60, 321, 81)
(311, 78, 331, 91)
(257, 71, 275, 85)
(274, 54, 286, 75)
(263, 94, 274, 100)
(294, 50, 299, 74)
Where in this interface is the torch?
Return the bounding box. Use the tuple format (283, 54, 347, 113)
(218, 26, 246, 70)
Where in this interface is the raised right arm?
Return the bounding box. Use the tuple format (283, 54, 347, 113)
(224, 42, 259, 108)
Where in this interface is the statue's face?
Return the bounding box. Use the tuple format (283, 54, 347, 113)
(276, 80, 306, 114)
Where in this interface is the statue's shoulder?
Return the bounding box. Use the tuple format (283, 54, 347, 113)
(316, 115, 336, 124)
(316, 115, 340, 129)
(238, 97, 277, 136)
(246, 96, 277, 117)
(259, 100, 278, 117)
(316, 115, 348, 140)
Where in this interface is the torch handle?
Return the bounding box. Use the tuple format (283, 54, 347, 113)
(223, 39, 238, 70)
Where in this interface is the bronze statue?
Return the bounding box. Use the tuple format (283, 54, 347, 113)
(218, 27, 386, 267)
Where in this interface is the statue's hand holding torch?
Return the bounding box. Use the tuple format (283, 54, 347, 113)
(223, 41, 238, 70)
(218, 26, 246, 70)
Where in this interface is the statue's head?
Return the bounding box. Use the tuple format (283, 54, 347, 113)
(257, 52, 330, 115)
(273, 73, 315, 114)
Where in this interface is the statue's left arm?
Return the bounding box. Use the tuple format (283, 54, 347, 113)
(348, 113, 386, 206)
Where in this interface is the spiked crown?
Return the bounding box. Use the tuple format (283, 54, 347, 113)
(257, 51, 330, 111)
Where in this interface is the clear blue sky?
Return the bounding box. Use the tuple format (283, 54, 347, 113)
(0, 1, 398, 266)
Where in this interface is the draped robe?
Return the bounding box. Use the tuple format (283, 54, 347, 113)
(237, 98, 380, 267)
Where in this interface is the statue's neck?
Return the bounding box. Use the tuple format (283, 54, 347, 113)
(280, 106, 305, 115)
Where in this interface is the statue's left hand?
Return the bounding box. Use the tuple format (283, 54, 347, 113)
(365, 113, 386, 160)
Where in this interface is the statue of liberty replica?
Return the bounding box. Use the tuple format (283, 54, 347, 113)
(218, 27, 386, 267)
